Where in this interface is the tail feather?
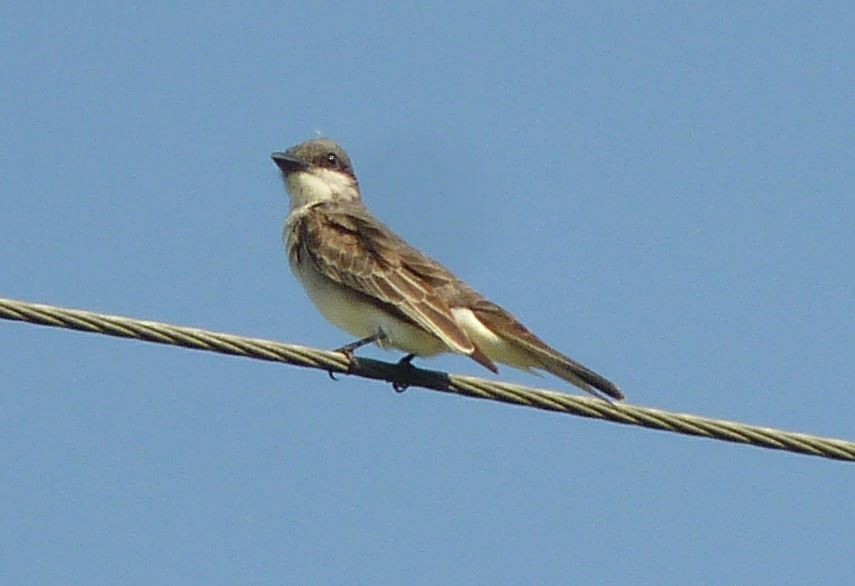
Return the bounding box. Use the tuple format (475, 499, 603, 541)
(465, 302, 625, 402)
(537, 355, 624, 401)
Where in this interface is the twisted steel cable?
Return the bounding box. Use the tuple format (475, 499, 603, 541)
(1, 296, 852, 462)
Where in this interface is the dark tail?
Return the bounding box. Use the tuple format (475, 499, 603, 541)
(540, 355, 625, 402)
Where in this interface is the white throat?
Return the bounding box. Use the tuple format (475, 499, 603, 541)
(285, 168, 360, 210)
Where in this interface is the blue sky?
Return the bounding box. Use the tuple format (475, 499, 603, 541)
(1, 3, 853, 584)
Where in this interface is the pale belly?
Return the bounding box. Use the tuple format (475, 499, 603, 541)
(291, 258, 448, 356)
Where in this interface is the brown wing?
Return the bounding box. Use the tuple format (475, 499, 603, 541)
(469, 298, 624, 401)
(291, 202, 497, 371)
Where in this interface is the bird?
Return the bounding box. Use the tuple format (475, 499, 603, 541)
(271, 138, 624, 401)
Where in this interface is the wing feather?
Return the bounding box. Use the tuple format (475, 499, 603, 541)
(295, 202, 481, 358)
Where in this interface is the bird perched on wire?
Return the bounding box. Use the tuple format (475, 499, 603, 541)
(272, 138, 623, 401)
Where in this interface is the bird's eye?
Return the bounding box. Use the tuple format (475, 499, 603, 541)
(326, 152, 338, 167)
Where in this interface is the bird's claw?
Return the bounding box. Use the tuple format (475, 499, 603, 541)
(392, 354, 416, 393)
(328, 346, 357, 381)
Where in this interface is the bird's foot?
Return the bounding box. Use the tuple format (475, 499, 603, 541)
(329, 334, 383, 380)
(328, 347, 353, 381)
(392, 354, 417, 393)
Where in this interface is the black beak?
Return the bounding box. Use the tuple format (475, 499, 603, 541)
(271, 151, 307, 174)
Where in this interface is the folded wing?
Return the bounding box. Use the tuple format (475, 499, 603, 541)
(292, 202, 498, 372)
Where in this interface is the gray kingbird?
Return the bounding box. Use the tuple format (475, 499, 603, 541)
(272, 138, 623, 401)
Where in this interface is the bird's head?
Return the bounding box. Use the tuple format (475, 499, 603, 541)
(272, 138, 360, 209)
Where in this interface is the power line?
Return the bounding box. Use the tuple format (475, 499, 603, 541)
(1, 296, 852, 462)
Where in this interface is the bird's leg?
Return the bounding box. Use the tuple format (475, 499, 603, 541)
(335, 334, 383, 356)
(328, 333, 384, 380)
(392, 353, 417, 393)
